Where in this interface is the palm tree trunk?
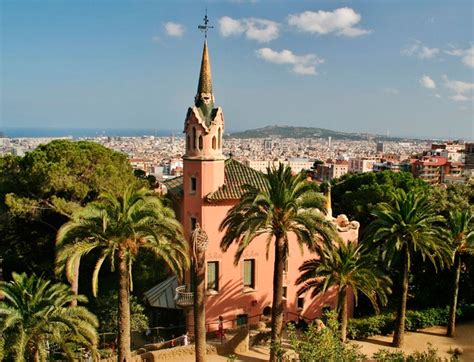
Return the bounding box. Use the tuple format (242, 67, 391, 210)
(70, 257, 80, 307)
(270, 236, 285, 362)
(393, 244, 409, 348)
(338, 287, 348, 342)
(447, 253, 461, 337)
(117, 254, 132, 361)
(194, 255, 207, 362)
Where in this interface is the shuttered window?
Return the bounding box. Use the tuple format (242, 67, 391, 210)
(243, 259, 255, 289)
(207, 261, 219, 291)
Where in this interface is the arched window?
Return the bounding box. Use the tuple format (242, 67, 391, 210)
(199, 135, 203, 150)
(218, 128, 222, 149)
(212, 136, 216, 150)
(192, 127, 196, 149)
(187, 136, 191, 151)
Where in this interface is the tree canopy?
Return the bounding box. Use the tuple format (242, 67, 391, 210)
(0, 140, 139, 278)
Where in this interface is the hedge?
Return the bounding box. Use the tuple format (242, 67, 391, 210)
(347, 304, 474, 340)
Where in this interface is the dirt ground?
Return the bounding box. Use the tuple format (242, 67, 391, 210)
(351, 322, 474, 361)
(160, 321, 474, 361)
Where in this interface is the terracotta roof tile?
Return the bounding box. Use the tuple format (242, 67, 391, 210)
(206, 158, 267, 201)
(162, 159, 267, 202)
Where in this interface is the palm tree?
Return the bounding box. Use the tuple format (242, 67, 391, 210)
(0, 272, 98, 361)
(296, 240, 392, 342)
(366, 189, 451, 347)
(56, 186, 189, 361)
(445, 210, 474, 337)
(219, 164, 336, 362)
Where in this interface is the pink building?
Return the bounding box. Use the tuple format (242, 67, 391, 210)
(164, 40, 359, 333)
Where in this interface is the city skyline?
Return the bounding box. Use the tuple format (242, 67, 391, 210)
(1, 0, 473, 139)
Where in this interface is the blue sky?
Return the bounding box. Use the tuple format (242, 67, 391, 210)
(1, 0, 473, 139)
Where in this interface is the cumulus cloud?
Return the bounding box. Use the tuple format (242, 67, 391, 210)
(445, 45, 474, 68)
(164, 22, 185, 37)
(419, 75, 436, 89)
(383, 88, 400, 95)
(287, 7, 371, 37)
(401, 40, 440, 59)
(219, 16, 279, 42)
(256, 48, 324, 75)
(442, 75, 474, 102)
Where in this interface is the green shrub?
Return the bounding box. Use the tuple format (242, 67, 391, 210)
(348, 304, 473, 340)
(288, 311, 366, 361)
(372, 343, 458, 362)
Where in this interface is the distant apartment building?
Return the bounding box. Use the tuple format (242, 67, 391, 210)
(287, 157, 314, 173)
(373, 161, 400, 172)
(465, 143, 474, 170)
(245, 158, 313, 174)
(402, 155, 464, 184)
(263, 138, 273, 151)
(348, 157, 378, 173)
(316, 160, 349, 181)
(376, 142, 385, 153)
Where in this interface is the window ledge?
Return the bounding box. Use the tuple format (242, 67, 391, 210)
(242, 287, 256, 294)
(206, 289, 219, 296)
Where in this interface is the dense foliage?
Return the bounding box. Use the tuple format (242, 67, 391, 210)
(92, 292, 149, 333)
(332, 171, 426, 230)
(0, 273, 98, 361)
(347, 304, 474, 340)
(0, 140, 139, 279)
(287, 311, 366, 362)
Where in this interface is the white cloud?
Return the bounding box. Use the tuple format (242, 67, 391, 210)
(442, 75, 474, 102)
(419, 75, 436, 89)
(287, 7, 371, 37)
(164, 22, 185, 37)
(401, 40, 439, 59)
(151, 36, 161, 43)
(445, 45, 474, 68)
(383, 88, 399, 95)
(256, 48, 324, 75)
(219, 16, 279, 42)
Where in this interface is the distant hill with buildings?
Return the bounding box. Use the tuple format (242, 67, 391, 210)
(229, 125, 412, 141)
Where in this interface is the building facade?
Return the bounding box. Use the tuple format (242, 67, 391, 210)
(164, 40, 359, 333)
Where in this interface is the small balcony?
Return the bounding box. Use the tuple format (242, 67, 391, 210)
(175, 285, 194, 308)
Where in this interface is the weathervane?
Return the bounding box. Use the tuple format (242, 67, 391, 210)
(198, 9, 213, 38)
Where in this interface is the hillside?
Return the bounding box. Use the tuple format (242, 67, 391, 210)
(229, 125, 407, 141)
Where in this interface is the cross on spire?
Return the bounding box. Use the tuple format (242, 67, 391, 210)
(198, 9, 213, 38)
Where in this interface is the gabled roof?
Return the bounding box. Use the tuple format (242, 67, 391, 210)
(143, 276, 179, 309)
(206, 158, 268, 201)
(161, 158, 267, 202)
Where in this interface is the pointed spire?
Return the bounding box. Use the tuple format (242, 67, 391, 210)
(196, 40, 213, 96)
(195, 40, 215, 122)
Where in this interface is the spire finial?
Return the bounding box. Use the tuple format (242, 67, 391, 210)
(198, 9, 214, 39)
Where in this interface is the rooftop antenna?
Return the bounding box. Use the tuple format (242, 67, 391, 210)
(198, 8, 213, 38)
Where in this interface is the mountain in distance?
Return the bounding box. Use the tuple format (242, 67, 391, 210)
(228, 125, 421, 141)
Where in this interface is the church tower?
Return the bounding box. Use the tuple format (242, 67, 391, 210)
(182, 38, 225, 235)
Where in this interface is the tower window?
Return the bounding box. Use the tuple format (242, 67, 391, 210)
(218, 128, 222, 149)
(207, 261, 219, 291)
(212, 136, 216, 150)
(199, 135, 203, 150)
(190, 217, 197, 230)
(187, 136, 191, 151)
(190, 176, 197, 193)
(283, 286, 287, 299)
(192, 127, 197, 149)
(297, 296, 304, 310)
(243, 259, 255, 289)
